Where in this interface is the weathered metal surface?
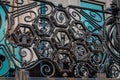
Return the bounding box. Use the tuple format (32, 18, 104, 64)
(0, 0, 119, 79)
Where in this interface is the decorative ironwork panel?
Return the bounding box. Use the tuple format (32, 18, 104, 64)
(0, 0, 120, 79)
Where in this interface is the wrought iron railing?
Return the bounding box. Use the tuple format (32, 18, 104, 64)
(0, 0, 120, 79)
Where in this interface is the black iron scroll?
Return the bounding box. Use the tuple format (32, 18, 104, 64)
(0, 0, 119, 78)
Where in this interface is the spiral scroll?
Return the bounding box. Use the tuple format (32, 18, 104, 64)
(0, 0, 119, 78)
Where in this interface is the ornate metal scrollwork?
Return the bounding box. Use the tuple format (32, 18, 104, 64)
(106, 56, 120, 78)
(53, 49, 75, 73)
(52, 29, 72, 49)
(33, 38, 55, 59)
(71, 41, 90, 62)
(33, 16, 54, 37)
(69, 21, 87, 40)
(74, 62, 90, 78)
(0, 0, 120, 79)
(12, 24, 37, 47)
(105, 23, 120, 63)
(39, 59, 55, 77)
(51, 5, 70, 28)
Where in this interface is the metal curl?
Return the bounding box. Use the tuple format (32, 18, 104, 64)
(19, 48, 33, 64)
(106, 60, 120, 79)
(68, 7, 81, 21)
(0, 0, 120, 78)
(40, 59, 55, 77)
(55, 11, 67, 24)
(15, 0, 24, 5)
(74, 63, 89, 78)
(89, 52, 103, 67)
(24, 11, 37, 22)
(90, 11, 102, 22)
(105, 22, 120, 63)
(109, 64, 120, 78)
(37, 4, 54, 16)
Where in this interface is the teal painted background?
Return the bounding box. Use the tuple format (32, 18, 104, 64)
(0, 5, 21, 77)
(80, 1, 104, 33)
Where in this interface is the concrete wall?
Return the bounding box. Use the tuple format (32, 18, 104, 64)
(46, 0, 112, 8)
(47, 0, 80, 7)
(46, 0, 112, 18)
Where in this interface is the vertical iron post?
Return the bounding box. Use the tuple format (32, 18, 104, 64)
(112, 0, 120, 46)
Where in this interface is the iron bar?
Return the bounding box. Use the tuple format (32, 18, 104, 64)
(0, 0, 120, 79)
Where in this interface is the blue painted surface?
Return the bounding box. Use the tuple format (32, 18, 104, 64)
(0, 5, 10, 77)
(40, 2, 46, 15)
(0, 48, 9, 76)
(80, 1, 104, 33)
(0, 5, 21, 76)
(0, 6, 6, 42)
(0, 2, 46, 76)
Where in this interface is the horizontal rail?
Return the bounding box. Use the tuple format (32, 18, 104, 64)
(0, 77, 119, 80)
(68, 5, 112, 14)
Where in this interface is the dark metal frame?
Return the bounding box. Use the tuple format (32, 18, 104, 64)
(0, 0, 120, 78)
